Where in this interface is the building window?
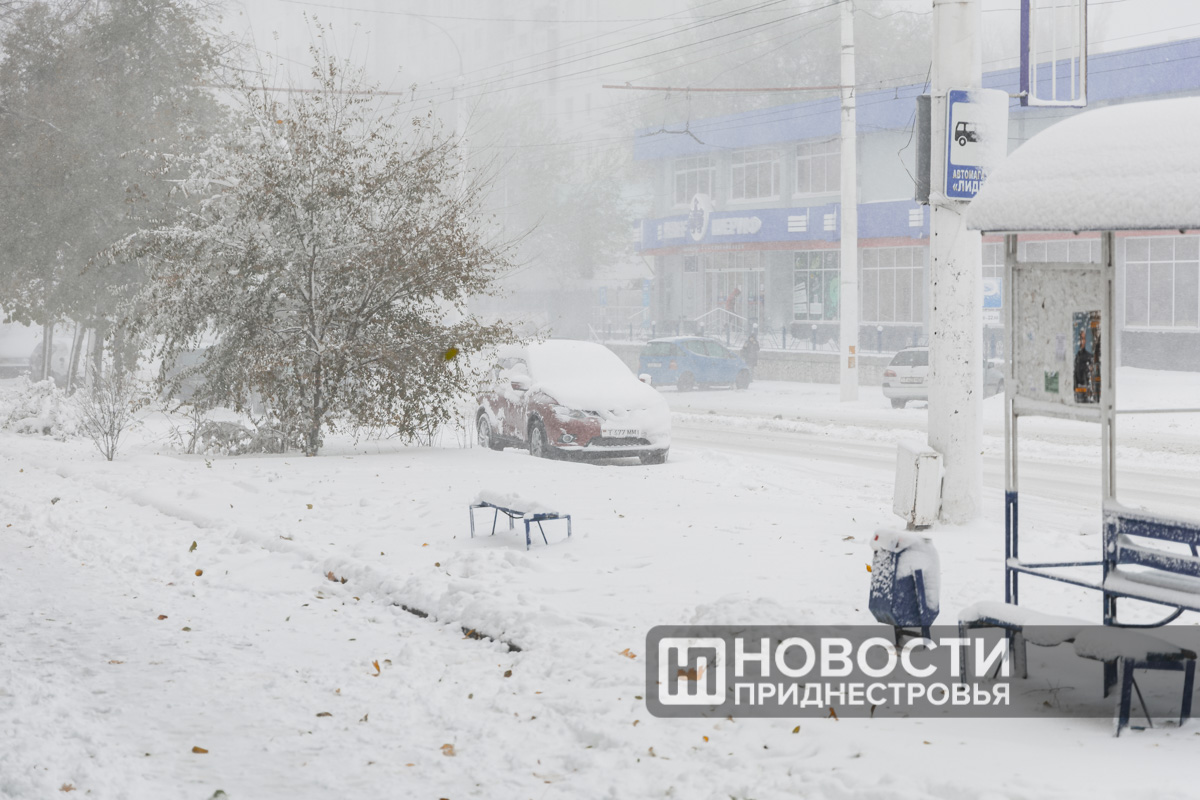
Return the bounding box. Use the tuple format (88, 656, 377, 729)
(795, 139, 839, 195)
(730, 148, 780, 202)
(982, 242, 1004, 279)
(1021, 239, 1100, 264)
(793, 250, 839, 321)
(1125, 236, 1200, 329)
(861, 246, 925, 324)
(673, 155, 715, 206)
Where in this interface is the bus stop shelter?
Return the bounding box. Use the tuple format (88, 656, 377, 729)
(966, 96, 1200, 627)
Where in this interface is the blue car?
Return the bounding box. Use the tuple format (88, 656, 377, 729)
(637, 337, 752, 392)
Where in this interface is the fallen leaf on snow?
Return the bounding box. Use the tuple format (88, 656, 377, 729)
(702, 736, 709, 742)
(195, 569, 203, 577)
(828, 708, 839, 721)
(316, 712, 332, 717)
(676, 666, 704, 682)
(618, 648, 637, 659)
(372, 660, 380, 676)
(504, 669, 513, 678)
(108, 660, 124, 665)
(192, 746, 208, 754)
(189, 541, 197, 552)
(440, 744, 456, 757)
(59, 784, 75, 792)
(157, 615, 168, 621)
(865, 564, 873, 572)
(792, 725, 801, 733)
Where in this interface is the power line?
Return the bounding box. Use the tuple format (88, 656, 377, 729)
(413, 0, 807, 102)
(603, 83, 850, 93)
(415, 1, 843, 105)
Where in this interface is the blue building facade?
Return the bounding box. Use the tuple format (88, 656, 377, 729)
(634, 38, 1200, 368)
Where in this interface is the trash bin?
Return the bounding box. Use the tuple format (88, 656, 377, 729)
(869, 529, 940, 639)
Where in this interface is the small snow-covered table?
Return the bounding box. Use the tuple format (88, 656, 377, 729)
(469, 490, 572, 551)
(1073, 628, 1196, 736)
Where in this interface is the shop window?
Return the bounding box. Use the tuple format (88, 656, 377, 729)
(860, 246, 926, 324)
(793, 250, 840, 321)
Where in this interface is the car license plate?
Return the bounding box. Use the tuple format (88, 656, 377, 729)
(900, 377, 924, 384)
(646, 362, 662, 368)
(604, 429, 640, 438)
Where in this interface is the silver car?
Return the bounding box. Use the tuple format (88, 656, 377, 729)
(881, 346, 1003, 408)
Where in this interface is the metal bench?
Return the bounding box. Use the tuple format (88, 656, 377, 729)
(1074, 628, 1196, 736)
(1103, 505, 1200, 626)
(469, 492, 571, 551)
(957, 601, 1196, 735)
(958, 601, 1087, 680)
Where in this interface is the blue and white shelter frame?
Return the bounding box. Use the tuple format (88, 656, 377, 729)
(968, 98, 1200, 630)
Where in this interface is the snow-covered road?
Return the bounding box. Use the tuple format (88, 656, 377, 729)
(3, 373, 1200, 799)
(672, 419, 1200, 517)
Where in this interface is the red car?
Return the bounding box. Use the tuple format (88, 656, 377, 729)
(475, 340, 672, 464)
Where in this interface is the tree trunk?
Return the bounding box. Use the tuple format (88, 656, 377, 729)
(90, 324, 105, 391)
(40, 321, 54, 383)
(305, 360, 323, 456)
(66, 322, 85, 394)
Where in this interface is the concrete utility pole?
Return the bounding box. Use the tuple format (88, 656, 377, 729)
(928, 0, 984, 522)
(839, 0, 859, 401)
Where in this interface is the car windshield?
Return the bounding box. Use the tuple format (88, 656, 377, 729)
(525, 340, 634, 385)
(890, 349, 929, 367)
(641, 342, 676, 357)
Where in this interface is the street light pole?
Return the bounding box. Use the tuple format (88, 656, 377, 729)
(839, 0, 859, 401)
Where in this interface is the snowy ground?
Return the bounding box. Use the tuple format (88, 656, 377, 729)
(2, 369, 1199, 799)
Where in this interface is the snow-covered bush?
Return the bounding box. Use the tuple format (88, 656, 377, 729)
(195, 418, 290, 456)
(0, 376, 78, 439)
(75, 371, 148, 461)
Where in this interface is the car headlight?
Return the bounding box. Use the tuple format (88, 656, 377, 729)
(553, 405, 589, 420)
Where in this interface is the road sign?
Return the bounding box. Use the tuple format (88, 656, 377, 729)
(945, 88, 1009, 201)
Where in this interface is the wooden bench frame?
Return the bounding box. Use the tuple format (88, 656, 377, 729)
(469, 501, 572, 551)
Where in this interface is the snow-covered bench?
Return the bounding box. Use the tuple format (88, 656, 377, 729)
(957, 601, 1088, 680)
(1103, 505, 1200, 626)
(1073, 628, 1196, 736)
(958, 602, 1197, 735)
(469, 490, 572, 551)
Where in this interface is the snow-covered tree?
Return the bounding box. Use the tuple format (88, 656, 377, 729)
(124, 47, 517, 456)
(0, 0, 225, 384)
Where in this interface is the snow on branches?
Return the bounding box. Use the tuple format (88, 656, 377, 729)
(121, 45, 518, 455)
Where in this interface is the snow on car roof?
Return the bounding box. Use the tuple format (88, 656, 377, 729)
(967, 97, 1200, 233)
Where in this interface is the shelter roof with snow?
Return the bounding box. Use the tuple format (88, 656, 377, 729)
(967, 97, 1200, 233)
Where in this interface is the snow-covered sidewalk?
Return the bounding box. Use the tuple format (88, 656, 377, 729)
(2, 395, 1199, 797)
